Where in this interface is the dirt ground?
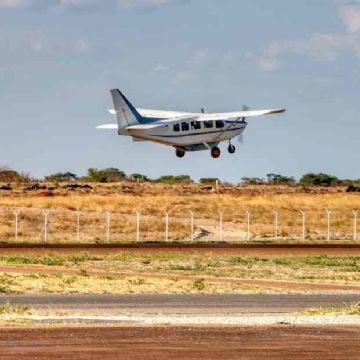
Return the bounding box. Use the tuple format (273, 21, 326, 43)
(0, 325, 359, 360)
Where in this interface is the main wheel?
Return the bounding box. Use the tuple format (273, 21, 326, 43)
(175, 149, 185, 158)
(228, 144, 236, 154)
(211, 146, 221, 159)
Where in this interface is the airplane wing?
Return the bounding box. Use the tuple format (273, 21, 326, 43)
(195, 108, 286, 121)
(108, 108, 198, 119)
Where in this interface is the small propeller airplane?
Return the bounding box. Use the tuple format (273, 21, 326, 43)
(97, 89, 286, 158)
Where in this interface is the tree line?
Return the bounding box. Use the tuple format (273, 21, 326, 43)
(0, 166, 359, 187)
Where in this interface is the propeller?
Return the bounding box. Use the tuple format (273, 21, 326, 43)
(235, 105, 249, 144)
(201, 108, 205, 114)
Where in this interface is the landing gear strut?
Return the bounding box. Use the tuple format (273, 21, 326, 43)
(175, 149, 185, 158)
(211, 146, 221, 159)
(228, 143, 236, 154)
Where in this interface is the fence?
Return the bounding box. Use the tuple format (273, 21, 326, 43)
(0, 207, 358, 244)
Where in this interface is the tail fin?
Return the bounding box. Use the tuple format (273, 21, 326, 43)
(110, 89, 144, 133)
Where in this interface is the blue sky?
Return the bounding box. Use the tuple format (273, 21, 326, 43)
(0, 0, 359, 182)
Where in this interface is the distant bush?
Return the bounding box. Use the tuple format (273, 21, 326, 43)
(0, 166, 29, 183)
(87, 168, 126, 183)
(156, 175, 192, 184)
(45, 172, 77, 182)
(241, 177, 265, 185)
(299, 173, 339, 187)
(130, 173, 149, 182)
(199, 178, 219, 184)
(266, 173, 296, 185)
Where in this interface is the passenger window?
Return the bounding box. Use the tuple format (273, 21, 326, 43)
(182, 122, 190, 131)
(204, 120, 213, 129)
(215, 120, 225, 129)
(173, 123, 180, 132)
(191, 121, 201, 130)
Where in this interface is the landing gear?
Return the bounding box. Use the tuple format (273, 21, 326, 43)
(228, 143, 236, 154)
(211, 146, 221, 159)
(175, 149, 185, 158)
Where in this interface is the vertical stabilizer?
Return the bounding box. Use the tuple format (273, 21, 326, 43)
(110, 89, 143, 133)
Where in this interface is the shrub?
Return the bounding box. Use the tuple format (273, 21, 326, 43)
(299, 173, 338, 187)
(45, 172, 77, 182)
(87, 168, 126, 183)
(199, 178, 219, 184)
(157, 175, 192, 184)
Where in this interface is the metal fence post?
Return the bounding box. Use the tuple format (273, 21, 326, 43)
(14, 210, 19, 242)
(354, 210, 358, 241)
(106, 211, 111, 243)
(75, 211, 81, 242)
(326, 209, 332, 241)
(246, 210, 251, 241)
(273, 210, 279, 241)
(165, 211, 169, 242)
(43, 210, 50, 243)
(189, 210, 194, 242)
(219, 210, 223, 242)
(135, 210, 140, 243)
(300, 210, 306, 241)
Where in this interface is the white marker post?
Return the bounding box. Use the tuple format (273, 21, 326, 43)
(106, 211, 111, 243)
(326, 209, 332, 241)
(14, 210, 19, 242)
(300, 210, 306, 241)
(43, 210, 50, 243)
(135, 210, 140, 243)
(354, 210, 358, 241)
(219, 210, 223, 242)
(75, 211, 81, 242)
(189, 211, 194, 242)
(246, 210, 251, 241)
(165, 211, 169, 243)
(273, 210, 279, 241)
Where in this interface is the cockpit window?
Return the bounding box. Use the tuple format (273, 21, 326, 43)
(173, 123, 180, 132)
(182, 122, 190, 131)
(215, 120, 225, 129)
(204, 120, 214, 128)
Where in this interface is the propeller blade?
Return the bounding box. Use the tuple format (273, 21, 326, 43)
(237, 133, 244, 144)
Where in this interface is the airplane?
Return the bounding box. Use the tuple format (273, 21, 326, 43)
(97, 89, 286, 159)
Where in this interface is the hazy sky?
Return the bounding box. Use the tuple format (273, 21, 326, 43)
(0, 0, 359, 182)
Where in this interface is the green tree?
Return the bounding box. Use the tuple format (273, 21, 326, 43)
(299, 173, 339, 187)
(266, 173, 295, 185)
(45, 172, 78, 182)
(87, 168, 126, 183)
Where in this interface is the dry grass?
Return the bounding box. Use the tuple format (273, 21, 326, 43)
(0, 184, 359, 243)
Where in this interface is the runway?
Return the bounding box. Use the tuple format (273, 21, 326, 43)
(1, 294, 359, 314)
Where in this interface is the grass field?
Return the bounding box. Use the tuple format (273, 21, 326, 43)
(0, 251, 359, 295)
(0, 183, 359, 243)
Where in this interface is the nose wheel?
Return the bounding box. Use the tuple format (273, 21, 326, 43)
(175, 149, 185, 158)
(211, 146, 221, 158)
(228, 143, 236, 154)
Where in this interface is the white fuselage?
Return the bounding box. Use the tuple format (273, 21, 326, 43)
(127, 118, 247, 149)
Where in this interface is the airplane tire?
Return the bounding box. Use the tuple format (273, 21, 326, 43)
(228, 144, 236, 154)
(211, 147, 221, 159)
(175, 149, 185, 158)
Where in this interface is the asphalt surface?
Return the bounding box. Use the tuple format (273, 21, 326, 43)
(1, 294, 359, 313)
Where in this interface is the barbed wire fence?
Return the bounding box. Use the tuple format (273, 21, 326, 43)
(0, 207, 358, 244)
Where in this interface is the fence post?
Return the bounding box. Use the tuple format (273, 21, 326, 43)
(246, 210, 251, 241)
(326, 209, 332, 241)
(189, 210, 194, 242)
(43, 210, 50, 243)
(273, 210, 279, 241)
(106, 211, 111, 243)
(14, 210, 19, 242)
(135, 210, 140, 243)
(300, 210, 306, 241)
(75, 211, 81, 242)
(165, 211, 169, 242)
(354, 210, 358, 241)
(219, 210, 223, 242)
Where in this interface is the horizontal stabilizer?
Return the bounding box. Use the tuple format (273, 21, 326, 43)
(96, 124, 118, 129)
